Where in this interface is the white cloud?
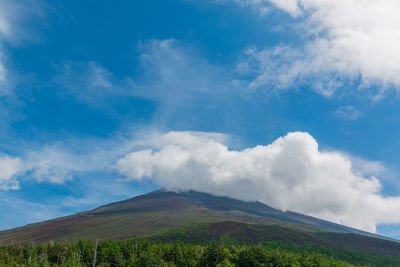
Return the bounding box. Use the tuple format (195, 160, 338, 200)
(235, 0, 400, 97)
(21, 137, 128, 185)
(349, 155, 388, 179)
(0, 155, 24, 190)
(0, 148, 82, 189)
(268, 0, 301, 16)
(117, 131, 400, 233)
(0, 14, 10, 38)
(0, 138, 123, 190)
(24, 145, 86, 184)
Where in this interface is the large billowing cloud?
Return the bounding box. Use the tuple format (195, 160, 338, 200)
(117, 131, 400, 233)
(235, 0, 400, 97)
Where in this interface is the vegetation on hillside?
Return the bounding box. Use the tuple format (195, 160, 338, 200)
(146, 221, 400, 260)
(0, 240, 367, 267)
(2, 221, 400, 266)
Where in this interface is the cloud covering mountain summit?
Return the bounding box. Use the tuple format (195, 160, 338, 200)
(117, 131, 400, 233)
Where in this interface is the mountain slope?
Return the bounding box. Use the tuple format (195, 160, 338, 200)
(0, 190, 392, 243)
(148, 221, 400, 258)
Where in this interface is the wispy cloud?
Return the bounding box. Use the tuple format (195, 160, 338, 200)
(238, 45, 345, 97)
(234, 0, 298, 16)
(231, 0, 400, 98)
(53, 39, 238, 128)
(334, 106, 362, 120)
(0, 0, 48, 135)
(53, 61, 132, 108)
(135, 39, 230, 99)
(0, 0, 46, 89)
(0, 2, 11, 91)
(0, 140, 112, 190)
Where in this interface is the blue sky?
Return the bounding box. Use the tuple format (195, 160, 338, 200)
(1, 0, 400, 238)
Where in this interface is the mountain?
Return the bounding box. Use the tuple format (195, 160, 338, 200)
(0, 190, 395, 246)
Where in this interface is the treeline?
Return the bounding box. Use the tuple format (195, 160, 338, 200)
(0, 240, 367, 267)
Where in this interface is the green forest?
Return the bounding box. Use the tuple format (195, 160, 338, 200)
(1, 239, 399, 267)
